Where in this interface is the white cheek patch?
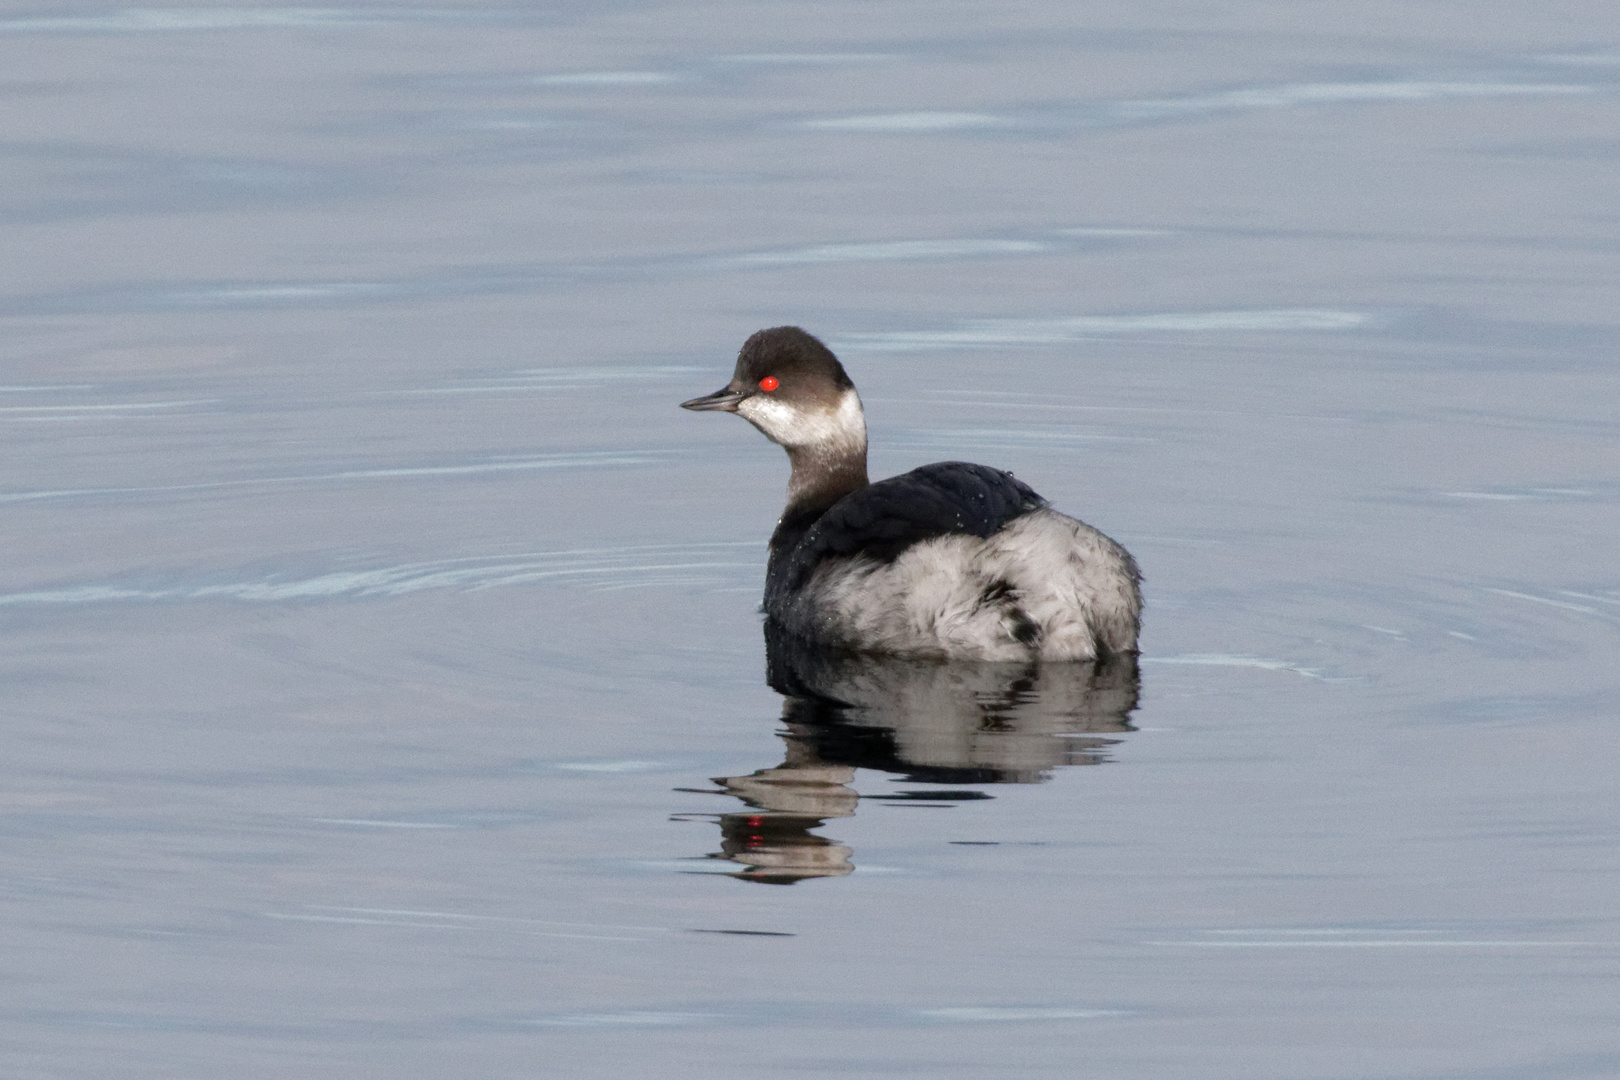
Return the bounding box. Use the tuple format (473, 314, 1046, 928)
(739, 388, 865, 450)
(736, 394, 799, 443)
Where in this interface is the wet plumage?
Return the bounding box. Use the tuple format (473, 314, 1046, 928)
(682, 326, 1141, 661)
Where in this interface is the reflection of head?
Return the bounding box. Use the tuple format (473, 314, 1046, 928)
(713, 811, 855, 885)
(706, 759, 857, 883)
(766, 621, 1140, 783)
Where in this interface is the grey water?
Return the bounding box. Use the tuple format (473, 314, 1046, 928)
(3, 3, 1619, 1077)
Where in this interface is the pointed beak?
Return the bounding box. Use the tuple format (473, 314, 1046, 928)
(680, 384, 748, 412)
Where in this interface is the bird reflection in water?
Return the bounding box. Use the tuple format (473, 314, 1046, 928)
(678, 624, 1140, 884)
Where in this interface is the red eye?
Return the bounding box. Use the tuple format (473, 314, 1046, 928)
(758, 376, 779, 392)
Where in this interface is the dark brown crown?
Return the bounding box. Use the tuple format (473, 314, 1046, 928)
(732, 327, 855, 402)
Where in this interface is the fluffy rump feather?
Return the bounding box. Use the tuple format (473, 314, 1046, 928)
(770, 507, 1142, 662)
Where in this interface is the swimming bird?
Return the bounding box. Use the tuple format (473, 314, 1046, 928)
(682, 326, 1141, 661)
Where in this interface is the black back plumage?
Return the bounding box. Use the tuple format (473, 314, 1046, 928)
(766, 461, 1047, 607)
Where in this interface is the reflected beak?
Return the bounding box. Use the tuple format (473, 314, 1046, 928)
(680, 384, 748, 412)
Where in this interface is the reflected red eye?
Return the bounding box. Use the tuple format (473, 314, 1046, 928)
(758, 376, 779, 392)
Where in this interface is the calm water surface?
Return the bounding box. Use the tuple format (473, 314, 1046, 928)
(4, 3, 1619, 1077)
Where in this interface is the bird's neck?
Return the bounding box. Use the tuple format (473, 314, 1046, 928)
(785, 441, 869, 518)
(766, 387, 869, 557)
(768, 436, 868, 565)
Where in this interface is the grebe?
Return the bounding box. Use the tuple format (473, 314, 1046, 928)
(682, 326, 1141, 661)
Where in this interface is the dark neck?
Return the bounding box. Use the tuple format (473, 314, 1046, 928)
(768, 444, 869, 557)
(787, 443, 867, 509)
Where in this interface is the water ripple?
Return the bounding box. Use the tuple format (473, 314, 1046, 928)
(1142, 654, 1328, 679)
(890, 427, 1153, 452)
(728, 238, 1048, 266)
(0, 7, 525, 34)
(394, 366, 709, 395)
(0, 227, 1167, 318)
(802, 78, 1598, 135)
(804, 111, 1003, 132)
(916, 1007, 1129, 1022)
(0, 451, 659, 505)
(0, 399, 212, 418)
(1109, 80, 1593, 123)
(1485, 588, 1620, 625)
(836, 308, 1375, 351)
(534, 71, 676, 87)
(0, 8, 374, 33)
(0, 543, 765, 607)
(718, 52, 898, 66)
